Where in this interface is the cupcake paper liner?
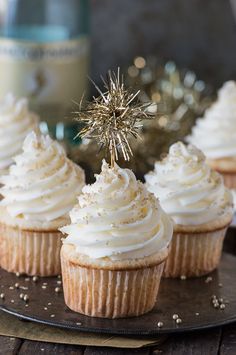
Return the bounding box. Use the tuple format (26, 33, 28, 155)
(163, 227, 227, 278)
(61, 246, 165, 318)
(0, 223, 62, 276)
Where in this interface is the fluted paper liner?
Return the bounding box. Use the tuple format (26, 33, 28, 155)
(0, 223, 62, 276)
(61, 246, 165, 318)
(163, 227, 227, 278)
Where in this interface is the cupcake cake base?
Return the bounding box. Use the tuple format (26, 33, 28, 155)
(163, 215, 232, 278)
(61, 244, 168, 318)
(0, 223, 62, 276)
(163, 228, 226, 278)
(207, 158, 236, 189)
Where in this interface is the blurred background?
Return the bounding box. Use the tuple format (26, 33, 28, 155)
(91, 0, 236, 87)
(1, 0, 236, 178)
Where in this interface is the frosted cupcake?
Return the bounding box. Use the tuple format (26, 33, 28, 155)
(0, 131, 85, 276)
(145, 142, 233, 278)
(0, 93, 39, 175)
(187, 81, 236, 191)
(60, 160, 173, 318)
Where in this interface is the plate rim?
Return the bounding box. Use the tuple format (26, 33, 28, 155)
(0, 252, 236, 336)
(1, 305, 236, 335)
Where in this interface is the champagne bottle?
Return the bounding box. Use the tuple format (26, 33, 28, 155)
(0, 0, 89, 140)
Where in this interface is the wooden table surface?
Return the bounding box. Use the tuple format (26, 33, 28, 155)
(1, 229, 236, 355)
(1, 323, 236, 355)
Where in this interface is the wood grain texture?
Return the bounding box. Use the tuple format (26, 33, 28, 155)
(157, 328, 222, 355)
(0, 336, 22, 355)
(18, 340, 85, 355)
(84, 347, 150, 355)
(219, 324, 236, 355)
(0, 326, 234, 354)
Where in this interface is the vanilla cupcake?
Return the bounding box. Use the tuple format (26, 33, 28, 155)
(145, 142, 233, 278)
(60, 160, 173, 318)
(0, 93, 39, 175)
(0, 131, 85, 276)
(187, 81, 236, 191)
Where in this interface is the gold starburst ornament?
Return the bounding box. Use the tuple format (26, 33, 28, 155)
(74, 68, 151, 167)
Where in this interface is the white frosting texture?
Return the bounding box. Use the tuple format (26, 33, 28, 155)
(187, 81, 236, 159)
(61, 160, 173, 260)
(145, 142, 233, 226)
(0, 93, 39, 173)
(0, 132, 85, 222)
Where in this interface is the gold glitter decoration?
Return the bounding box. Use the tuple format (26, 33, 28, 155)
(125, 57, 213, 175)
(74, 68, 150, 167)
(71, 59, 213, 180)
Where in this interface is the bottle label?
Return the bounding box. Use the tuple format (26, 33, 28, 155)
(0, 36, 89, 125)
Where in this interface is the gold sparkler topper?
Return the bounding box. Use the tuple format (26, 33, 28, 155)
(75, 68, 150, 167)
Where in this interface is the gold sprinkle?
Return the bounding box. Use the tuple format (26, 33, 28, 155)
(19, 293, 24, 299)
(15, 272, 20, 277)
(176, 318, 182, 324)
(11, 300, 14, 303)
(220, 304, 225, 310)
(44, 307, 48, 311)
(76, 322, 82, 326)
(55, 287, 60, 293)
(32, 276, 38, 282)
(180, 275, 186, 280)
(0, 293, 5, 299)
(50, 314, 55, 318)
(9, 286, 14, 290)
(20, 286, 28, 290)
(157, 321, 163, 328)
(205, 276, 212, 283)
(172, 314, 179, 320)
(42, 286, 47, 289)
(14, 283, 19, 289)
(23, 294, 29, 302)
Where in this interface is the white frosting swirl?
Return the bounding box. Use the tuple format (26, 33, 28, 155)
(0, 93, 39, 173)
(0, 131, 85, 222)
(145, 142, 233, 226)
(60, 160, 173, 260)
(187, 81, 236, 159)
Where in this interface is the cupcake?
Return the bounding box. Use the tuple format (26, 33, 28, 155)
(145, 142, 233, 278)
(60, 160, 173, 318)
(187, 81, 236, 191)
(0, 131, 85, 276)
(0, 93, 39, 175)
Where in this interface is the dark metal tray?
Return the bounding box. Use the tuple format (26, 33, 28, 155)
(0, 253, 235, 335)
